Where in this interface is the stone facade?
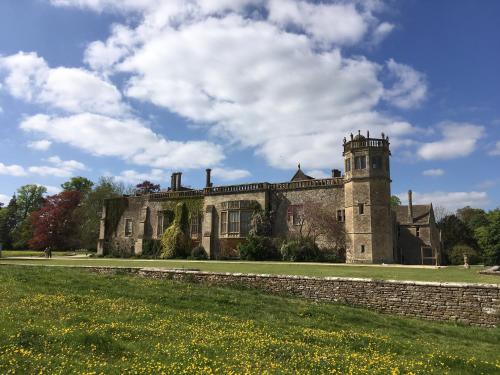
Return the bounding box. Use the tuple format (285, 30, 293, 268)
(85, 266, 500, 327)
(98, 131, 440, 264)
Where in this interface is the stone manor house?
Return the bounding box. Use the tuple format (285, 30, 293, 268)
(97, 131, 441, 265)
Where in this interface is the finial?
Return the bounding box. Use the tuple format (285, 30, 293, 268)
(298, 163, 301, 169)
(358, 130, 361, 136)
(367, 130, 370, 138)
(343, 137, 346, 144)
(381, 132, 385, 139)
(350, 133, 353, 140)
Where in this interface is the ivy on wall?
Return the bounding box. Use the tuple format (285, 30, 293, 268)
(161, 198, 204, 220)
(105, 197, 128, 237)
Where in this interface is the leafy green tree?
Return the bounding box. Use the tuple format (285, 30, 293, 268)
(0, 196, 19, 249)
(11, 218, 33, 249)
(61, 176, 94, 195)
(438, 214, 477, 264)
(16, 185, 46, 220)
(475, 209, 500, 266)
(390, 195, 401, 207)
(456, 206, 488, 232)
(73, 177, 124, 250)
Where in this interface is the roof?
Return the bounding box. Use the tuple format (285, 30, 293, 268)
(395, 204, 432, 225)
(290, 167, 314, 182)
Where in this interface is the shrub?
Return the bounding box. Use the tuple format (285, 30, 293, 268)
(238, 234, 280, 261)
(280, 238, 321, 262)
(106, 238, 134, 258)
(142, 239, 162, 258)
(160, 223, 190, 259)
(320, 247, 346, 263)
(449, 244, 479, 265)
(190, 245, 208, 260)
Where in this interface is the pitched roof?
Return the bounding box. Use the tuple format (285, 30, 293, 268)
(290, 168, 314, 182)
(395, 204, 432, 225)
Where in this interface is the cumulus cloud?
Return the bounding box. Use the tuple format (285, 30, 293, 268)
(489, 141, 500, 156)
(20, 113, 224, 169)
(27, 139, 52, 151)
(0, 194, 11, 206)
(113, 169, 167, 185)
(417, 122, 484, 160)
(28, 155, 87, 177)
(0, 162, 27, 176)
(398, 190, 489, 211)
(211, 167, 251, 181)
(0, 52, 128, 116)
(36, 184, 62, 195)
(422, 168, 444, 177)
(383, 59, 427, 109)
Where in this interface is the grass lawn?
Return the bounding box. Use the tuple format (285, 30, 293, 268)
(0, 256, 499, 284)
(0, 250, 88, 257)
(0, 266, 499, 374)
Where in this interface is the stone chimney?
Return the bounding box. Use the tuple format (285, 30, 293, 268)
(170, 173, 177, 191)
(205, 168, 212, 188)
(332, 169, 341, 178)
(408, 190, 413, 223)
(176, 172, 182, 190)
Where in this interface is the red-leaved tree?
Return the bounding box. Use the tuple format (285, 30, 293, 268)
(29, 191, 81, 250)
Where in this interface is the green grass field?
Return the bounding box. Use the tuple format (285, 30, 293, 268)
(0, 266, 499, 374)
(0, 255, 499, 284)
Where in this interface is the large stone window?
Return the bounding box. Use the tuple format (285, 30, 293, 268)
(345, 158, 351, 172)
(190, 212, 202, 238)
(220, 200, 256, 237)
(354, 155, 366, 169)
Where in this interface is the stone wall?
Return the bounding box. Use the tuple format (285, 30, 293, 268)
(87, 266, 500, 327)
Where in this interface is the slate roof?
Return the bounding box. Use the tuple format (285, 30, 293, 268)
(290, 168, 314, 182)
(395, 204, 432, 225)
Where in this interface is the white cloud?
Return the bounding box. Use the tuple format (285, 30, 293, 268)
(422, 168, 444, 177)
(211, 167, 251, 181)
(28, 155, 87, 177)
(306, 169, 330, 179)
(0, 52, 128, 116)
(36, 184, 62, 195)
(372, 22, 395, 44)
(398, 191, 489, 211)
(0, 194, 11, 206)
(20, 113, 224, 169)
(113, 169, 167, 185)
(27, 139, 52, 151)
(489, 141, 500, 156)
(383, 59, 427, 109)
(0, 162, 27, 177)
(417, 122, 484, 160)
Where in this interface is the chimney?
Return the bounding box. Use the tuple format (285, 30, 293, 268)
(332, 169, 341, 178)
(408, 190, 413, 223)
(170, 173, 176, 191)
(176, 172, 182, 190)
(205, 168, 212, 188)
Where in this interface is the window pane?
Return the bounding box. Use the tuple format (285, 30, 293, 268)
(372, 155, 381, 169)
(228, 211, 239, 233)
(345, 158, 351, 172)
(157, 213, 163, 237)
(221, 212, 227, 234)
(125, 219, 133, 236)
(240, 211, 253, 236)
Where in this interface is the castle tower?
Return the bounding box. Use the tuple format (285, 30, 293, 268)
(343, 131, 393, 263)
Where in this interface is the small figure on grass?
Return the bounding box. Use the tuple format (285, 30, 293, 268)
(45, 246, 52, 259)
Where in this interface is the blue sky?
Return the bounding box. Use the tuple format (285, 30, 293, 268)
(0, 0, 499, 211)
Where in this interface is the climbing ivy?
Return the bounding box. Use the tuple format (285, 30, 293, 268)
(161, 198, 204, 221)
(105, 197, 128, 236)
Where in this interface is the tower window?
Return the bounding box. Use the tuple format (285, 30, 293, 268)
(354, 156, 366, 170)
(416, 227, 420, 237)
(372, 155, 382, 169)
(337, 209, 345, 222)
(358, 203, 364, 215)
(124, 219, 133, 237)
(360, 245, 365, 253)
(345, 158, 351, 172)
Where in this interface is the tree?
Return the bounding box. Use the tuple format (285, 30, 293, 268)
(0, 196, 19, 249)
(456, 206, 488, 232)
(475, 209, 500, 266)
(61, 177, 94, 195)
(16, 184, 46, 220)
(438, 214, 477, 263)
(73, 177, 125, 250)
(29, 191, 81, 250)
(390, 195, 401, 207)
(135, 180, 160, 194)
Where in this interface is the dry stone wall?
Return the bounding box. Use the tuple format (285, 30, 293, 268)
(86, 266, 500, 327)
